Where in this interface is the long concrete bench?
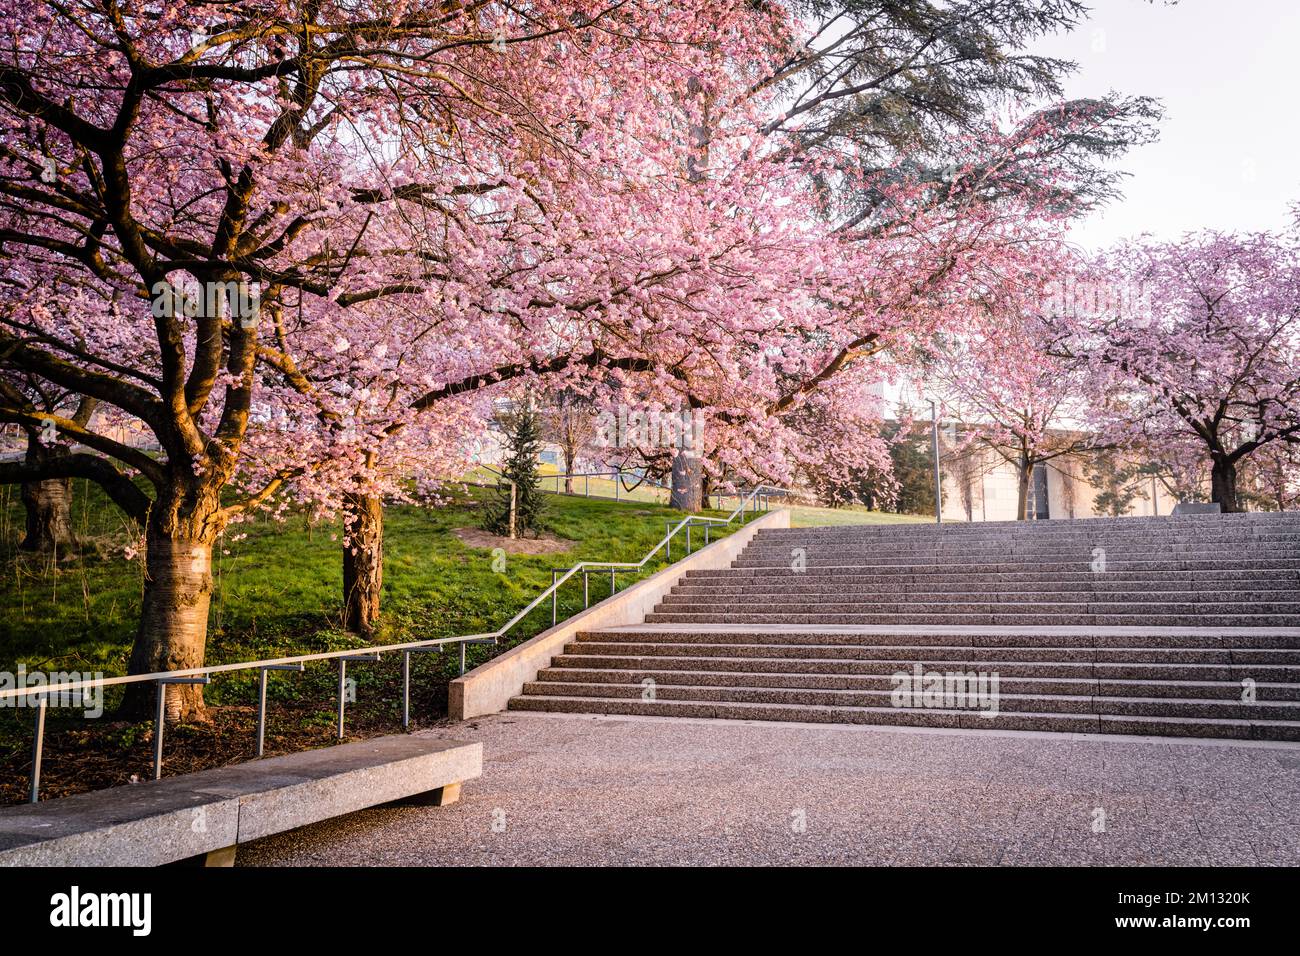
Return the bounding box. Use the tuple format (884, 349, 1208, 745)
(0, 734, 481, 866)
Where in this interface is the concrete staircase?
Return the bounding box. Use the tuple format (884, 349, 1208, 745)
(508, 513, 1300, 740)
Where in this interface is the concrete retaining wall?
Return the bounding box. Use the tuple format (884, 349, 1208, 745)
(449, 508, 790, 719)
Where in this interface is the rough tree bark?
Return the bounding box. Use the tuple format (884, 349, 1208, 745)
(1016, 454, 1032, 521)
(342, 490, 384, 634)
(669, 450, 704, 513)
(122, 479, 223, 722)
(562, 447, 575, 495)
(1210, 456, 1241, 513)
(20, 474, 74, 552)
(18, 400, 97, 552)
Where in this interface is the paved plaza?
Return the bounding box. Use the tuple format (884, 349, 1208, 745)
(239, 712, 1300, 866)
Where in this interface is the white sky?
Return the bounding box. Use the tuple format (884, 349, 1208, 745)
(1031, 0, 1300, 250)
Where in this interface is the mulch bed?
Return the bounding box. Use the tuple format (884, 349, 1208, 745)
(451, 526, 575, 554)
(0, 697, 456, 806)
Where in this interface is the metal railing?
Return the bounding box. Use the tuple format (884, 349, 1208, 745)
(541, 469, 792, 513)
(541, 469, 670, 502)
(3, 484, 785, 803)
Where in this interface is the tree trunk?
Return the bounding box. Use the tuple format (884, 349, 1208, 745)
(343, 491, 383, 634)
(20, 475, 74, 553)
(563, 448, 575, 495)
(19, 435, 75, 553)
(123, 532, 215, 721)
(669, 450, 703, 512)
(1211, 458, 1241, 513)
(1016, 460, 1031, 521)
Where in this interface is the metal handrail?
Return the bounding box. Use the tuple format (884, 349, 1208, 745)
(6, 483, 786, 801)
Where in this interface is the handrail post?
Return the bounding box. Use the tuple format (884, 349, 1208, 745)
(257, 663, 303, 757)
(665, 522, 671, 560)
(459, 640, 467, 676)
(551, 570, 558, 625)
(28, 694, 47, 804)
(705, 524, 711, 546)
(153, 680, 166, 780)
(402, 647, 441, 730)
(686, 522, 691, 554)
(583, 570, 589, 608)
(335, 660, 347, 740)
(256, 667, 271, 758)
(336, 654, 380, 740)
(610, 568, 616, 595)
(402, 652, 411, 729)
(154, 676, 209, 779)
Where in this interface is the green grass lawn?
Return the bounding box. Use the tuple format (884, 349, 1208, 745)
(0, 480, 740, 685)
(788, 503, 937, 528)
(0, 478, 936, 692)
(465, 463, 674, 504)
(0, 477, 936, 800)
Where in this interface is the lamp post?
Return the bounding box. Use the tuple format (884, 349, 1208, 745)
(930, 399, 942, 526)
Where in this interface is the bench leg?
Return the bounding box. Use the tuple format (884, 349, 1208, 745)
(430, 782, 462, 806)
(382, 780, 465, 808)
(204, 845, 237, 867)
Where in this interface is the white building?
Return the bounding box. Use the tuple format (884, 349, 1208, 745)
(937, 447, 1178, 522)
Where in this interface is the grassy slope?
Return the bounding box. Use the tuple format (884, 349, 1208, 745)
(0, 478, 934, 800)
(788, 504, 934, 528)
(0, 479, 934, 680)
(0, 480, 735, 682)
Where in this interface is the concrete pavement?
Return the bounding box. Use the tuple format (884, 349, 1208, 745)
(238, 713, 1300, 866)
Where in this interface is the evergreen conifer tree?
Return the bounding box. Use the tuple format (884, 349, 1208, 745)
(485, 401, 548, 537)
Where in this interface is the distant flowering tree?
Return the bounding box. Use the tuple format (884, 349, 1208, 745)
(927, 273, 1102, 520)
(1053, 229, 1300, 513)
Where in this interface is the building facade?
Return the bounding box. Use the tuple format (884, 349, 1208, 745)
(938, 450, 1179, 522)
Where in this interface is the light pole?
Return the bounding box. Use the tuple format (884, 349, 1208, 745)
(930, 399, 942, 526)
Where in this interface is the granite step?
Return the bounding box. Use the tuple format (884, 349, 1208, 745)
(657, 590, 1300, 607)
(641, 610, 1300, 627)
(533, 667, 1300, 701)
(549, 651, 1300, 681)
(505, 694, 1300, 740)
(573, 626, 1300, 649)
(512, 514, 1300, 740)
(711, 557, 1300, 573)
(561, 639, 1300, 671)
(517, 680, 1300, 720)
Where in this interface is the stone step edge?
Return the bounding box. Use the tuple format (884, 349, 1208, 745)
(519, 680, 1300, 708)
(501, 697, 1300, 738)
(564, 647, 1300, 660)
(537, 668, 1300, 690)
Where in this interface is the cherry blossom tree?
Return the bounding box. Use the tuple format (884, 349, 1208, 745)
(0, 0, 791, 713)
(925, 270, 1102, 519)
(1055, 229, 1300, 513)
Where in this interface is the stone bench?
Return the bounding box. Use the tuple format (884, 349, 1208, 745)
(0, 734, 481, 866)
